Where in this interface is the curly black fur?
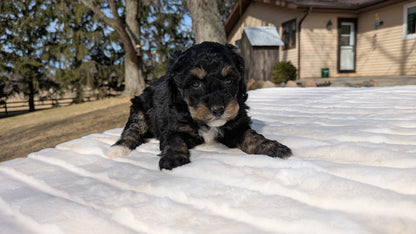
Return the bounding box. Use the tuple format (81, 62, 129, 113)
(108, 42, 292, 170)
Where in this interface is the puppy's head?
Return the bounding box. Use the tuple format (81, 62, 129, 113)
(167, 42, 246, 127)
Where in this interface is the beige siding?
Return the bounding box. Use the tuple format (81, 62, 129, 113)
(356, 0, 416, 76)
(300, 13, 355, 78)
(300, 0, 416, 77)
(227, 0, 416, 78)
(227, 3, 304, 71)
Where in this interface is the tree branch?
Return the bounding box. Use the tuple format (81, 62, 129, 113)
(107, 0, 121, 24)
(78, 0, 116, 28)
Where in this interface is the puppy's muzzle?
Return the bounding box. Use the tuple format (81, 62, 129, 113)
(211, 105, 225, 117)
(187, 98, 240, 127)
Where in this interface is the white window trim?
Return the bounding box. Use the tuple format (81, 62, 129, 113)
(403, 2, 416, 40)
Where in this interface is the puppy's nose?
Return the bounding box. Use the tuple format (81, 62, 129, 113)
(211, 105, 225, 116)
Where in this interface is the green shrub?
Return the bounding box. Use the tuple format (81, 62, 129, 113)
(272, 61, 297, 84)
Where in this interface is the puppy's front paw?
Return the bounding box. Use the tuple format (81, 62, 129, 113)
(107, 145, 131, 159)
(159, 154, 190, 170)
(261, 140, 292, 159)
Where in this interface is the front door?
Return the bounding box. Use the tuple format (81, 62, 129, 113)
(338, 19, 357, 72)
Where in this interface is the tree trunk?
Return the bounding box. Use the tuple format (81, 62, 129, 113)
(124, 0, 145, 97)
(79, 0, 145, 97)
(186, 0, 227, 44)
(74, 83, 84, 104)
(124, 53, 143, 96)
(28, 79, 35, 112)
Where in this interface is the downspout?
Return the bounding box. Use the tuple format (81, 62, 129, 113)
(297, 7, 311, 80)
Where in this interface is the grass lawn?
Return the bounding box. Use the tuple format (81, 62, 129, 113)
(0, 97, 131, 162)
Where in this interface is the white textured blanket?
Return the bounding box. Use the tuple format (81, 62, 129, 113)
(1, 86, 416, 234)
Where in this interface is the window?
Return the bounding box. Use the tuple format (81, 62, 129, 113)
(340, 24, 353, 46)
(282, 19, 296, 49)
(403, 2, 416, 40)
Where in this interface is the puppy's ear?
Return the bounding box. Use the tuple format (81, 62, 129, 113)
(166, 50, 184, 77)
(166, 50, 187, 105)
(237, 75, 248, 102)
(226, 44, 244, 76)
(226, 44, 247, 102)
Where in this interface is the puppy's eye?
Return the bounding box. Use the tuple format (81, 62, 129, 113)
(191, 80, 202, 88)
(224, 79, 233, 85)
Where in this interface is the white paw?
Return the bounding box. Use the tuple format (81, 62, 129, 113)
(107, 145, 131, 159)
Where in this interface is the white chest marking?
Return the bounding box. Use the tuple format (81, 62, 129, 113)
(199, 127, 223, 143)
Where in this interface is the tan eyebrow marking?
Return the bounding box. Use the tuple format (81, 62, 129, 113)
(221, 65, 232, 77)
(190, 67, 206, 79)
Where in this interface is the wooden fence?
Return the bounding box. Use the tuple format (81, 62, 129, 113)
(0, 95, 111, 118)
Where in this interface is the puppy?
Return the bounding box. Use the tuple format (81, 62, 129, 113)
(108, 42, 292, 170)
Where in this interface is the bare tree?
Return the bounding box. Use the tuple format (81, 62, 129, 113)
(186, 0, 227, 44)
(79, 0, 145, 96)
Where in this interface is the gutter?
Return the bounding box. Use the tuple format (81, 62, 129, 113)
(297, 7, 311, 80)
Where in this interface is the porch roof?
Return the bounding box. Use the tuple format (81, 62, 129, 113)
(243, 27, 284, 46)
(224, 0, 405, 36)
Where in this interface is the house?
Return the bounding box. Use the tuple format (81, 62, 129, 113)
(225, 0, 416, 80)
(239, 27, 284, 82)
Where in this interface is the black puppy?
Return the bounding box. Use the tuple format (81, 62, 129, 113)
(108, 42, 292, 170)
